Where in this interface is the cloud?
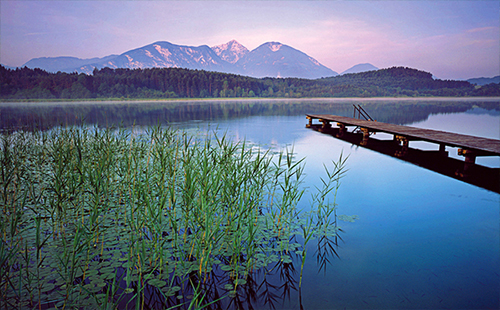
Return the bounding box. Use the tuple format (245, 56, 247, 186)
(467, 27, 496, 33)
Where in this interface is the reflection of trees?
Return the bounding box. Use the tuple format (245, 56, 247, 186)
(1, 99, 498, 132)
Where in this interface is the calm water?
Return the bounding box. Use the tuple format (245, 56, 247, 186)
(1, 98, 499, 309)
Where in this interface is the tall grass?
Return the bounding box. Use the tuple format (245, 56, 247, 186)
(0, 125, 351, 309)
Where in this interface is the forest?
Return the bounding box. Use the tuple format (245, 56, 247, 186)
(1, 65, 499, 100)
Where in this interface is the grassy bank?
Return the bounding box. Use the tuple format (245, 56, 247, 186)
(1, 126, 350, 309)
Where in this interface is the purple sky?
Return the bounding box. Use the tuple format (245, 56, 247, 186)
(1, 0, 498, 80)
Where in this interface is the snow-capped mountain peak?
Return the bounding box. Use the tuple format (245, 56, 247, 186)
(267, 42, 283, 52)
(21, 39, 338, 79)
(236, 41, 338, 79)
(211, 40, 249, 64)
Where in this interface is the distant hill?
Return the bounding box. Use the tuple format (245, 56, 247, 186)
(467, 76, 500, 86)
(321, 66, 475, 96)
(341, 63, 378, 75)
(19, 40, 337, 79)
(24, 55, 118, 73)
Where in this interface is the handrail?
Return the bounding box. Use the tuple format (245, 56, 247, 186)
(353, 104, 374, 121)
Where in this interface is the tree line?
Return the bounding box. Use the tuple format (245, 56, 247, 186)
(1, 65, 499, 100)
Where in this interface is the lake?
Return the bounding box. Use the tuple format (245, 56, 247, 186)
(1, 97, 499, 309)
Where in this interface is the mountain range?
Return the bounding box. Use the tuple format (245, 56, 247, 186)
(20, 40, 340, 79)
(11, 40, 498, 82)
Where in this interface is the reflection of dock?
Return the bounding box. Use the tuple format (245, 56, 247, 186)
(306, 114, 500, 193)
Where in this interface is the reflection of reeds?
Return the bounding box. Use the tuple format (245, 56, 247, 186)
(0, 126, 352, 309)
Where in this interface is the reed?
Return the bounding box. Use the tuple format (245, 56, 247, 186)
(0, 125, 351, 309)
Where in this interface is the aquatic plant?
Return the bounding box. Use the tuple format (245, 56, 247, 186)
(0, 125, 351, 309)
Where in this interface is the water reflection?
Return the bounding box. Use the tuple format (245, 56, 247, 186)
(293, 131, 499, 309)
(1, 98, 499, 132)
(306, 121, 500, 193)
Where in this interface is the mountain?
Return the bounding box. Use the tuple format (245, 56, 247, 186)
(235, 42, 338, 79)
(467, 76, 500, 86)
(20, 40, 337, 79)
(23, 55, 118, 73)
(77, 41, 234, 74)
(211, 40, 249, 64)
(341, 63, 378, 75)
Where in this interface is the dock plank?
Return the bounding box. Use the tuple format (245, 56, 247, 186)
(307, 114, 500, 156)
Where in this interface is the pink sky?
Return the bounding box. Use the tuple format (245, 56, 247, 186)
(1, 1, 498, 80)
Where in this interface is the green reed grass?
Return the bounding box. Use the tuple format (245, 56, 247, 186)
(0, 125, 352, 309)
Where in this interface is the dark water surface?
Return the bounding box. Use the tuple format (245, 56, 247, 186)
(1, 98, 499, 309)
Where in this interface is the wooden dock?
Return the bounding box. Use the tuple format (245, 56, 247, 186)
(306, 114, 500, 192)
(307, 114, 500, 156)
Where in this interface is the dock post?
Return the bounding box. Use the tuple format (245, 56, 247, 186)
(394, 135, 409, 157)
(439, 143, 448, 157)
(306, 116, 313, 128)
(360, 128, 370, 146)
(336, 123, 346, 137)
(319, 119, 331, 132)
(457, 149, 477, 177)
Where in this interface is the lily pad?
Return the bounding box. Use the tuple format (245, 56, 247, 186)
(236, 279, 247, 285)
(171, 286, 181, 292)
(41, 283, 56, 292)
(148, 278, 166, 288)
(161, 287, 175, 296)
(220, 265, 233, 271)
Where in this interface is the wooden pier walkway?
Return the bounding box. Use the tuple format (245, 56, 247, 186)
(306, 114, 500, 193)
(306, 114, 500, 158)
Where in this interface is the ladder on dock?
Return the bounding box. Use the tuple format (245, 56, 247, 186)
(353, 104, 374, 121)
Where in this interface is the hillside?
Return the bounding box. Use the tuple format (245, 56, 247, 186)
(1, 65, 498, 100)
(321, 67, 477, 96)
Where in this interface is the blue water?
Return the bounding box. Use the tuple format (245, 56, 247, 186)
(297, 136, 499, 309)
(2, 99, 499, 309)
(172, 107, 499, 309)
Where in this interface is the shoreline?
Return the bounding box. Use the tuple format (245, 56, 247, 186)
(1, 96, 499, 106)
